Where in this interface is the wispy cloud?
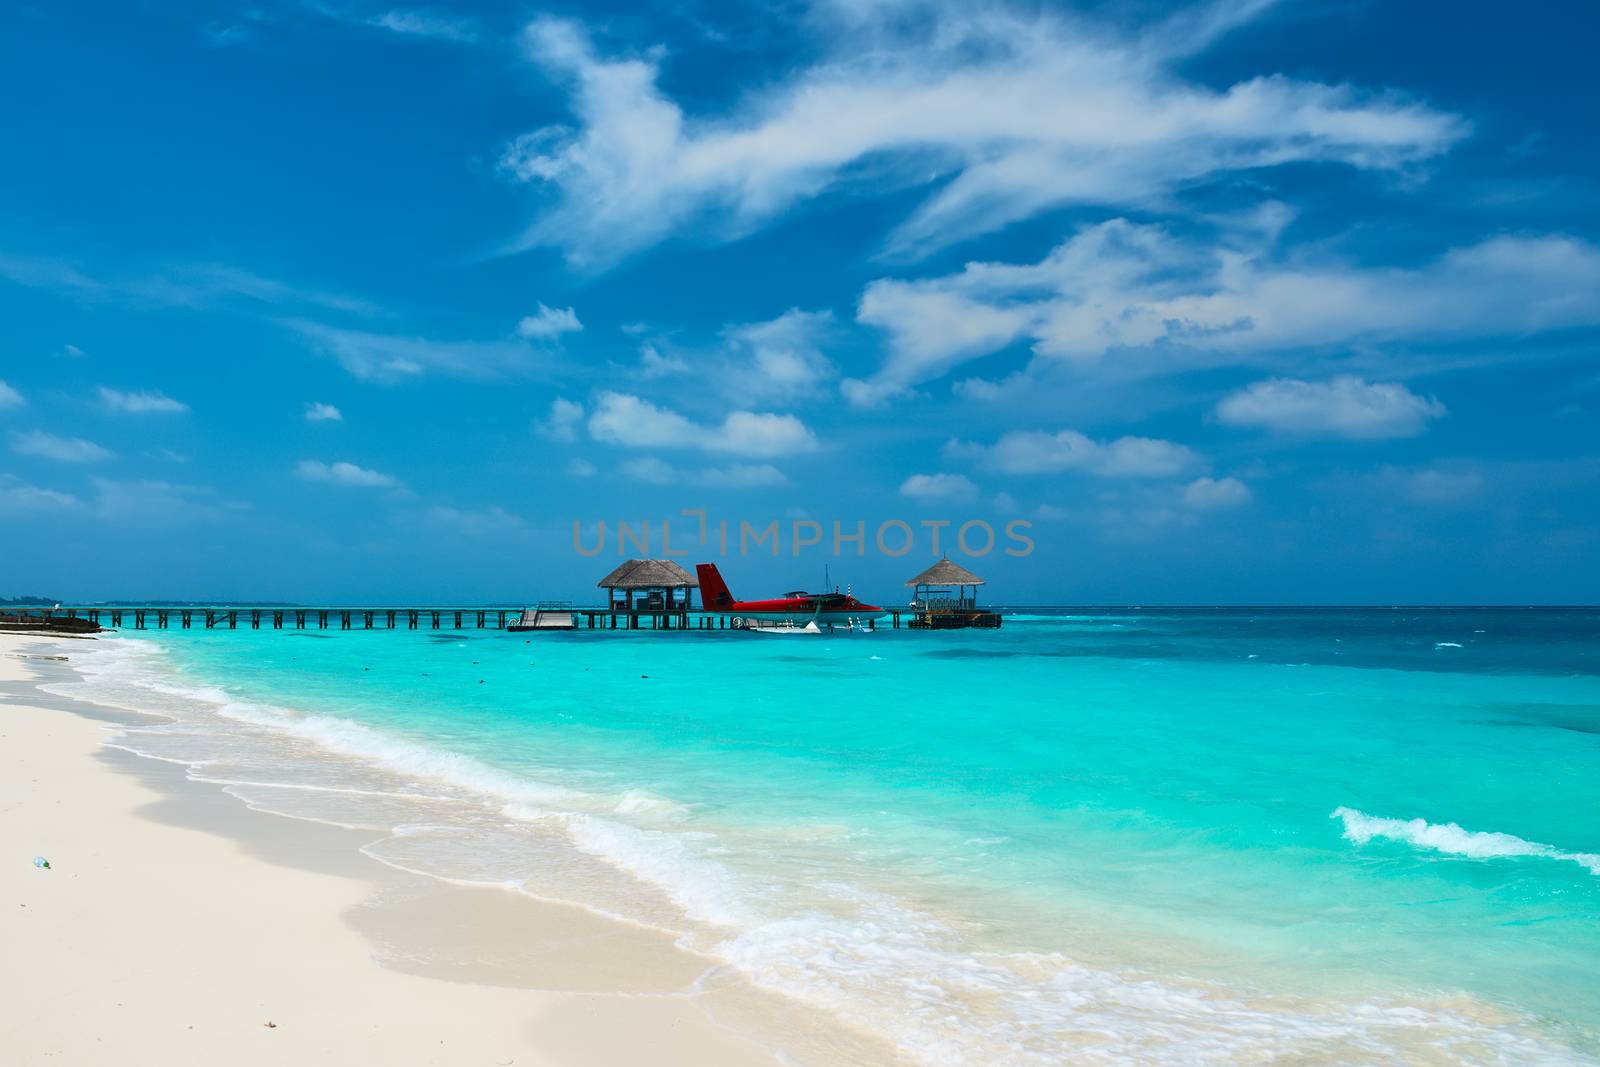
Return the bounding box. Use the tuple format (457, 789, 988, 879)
(535, 397, 584, 441)
(1216, 377, 1446, 440)
(945, 429, 1199, 478)
(632, 342, 690, 380)
(1384, 465, 1485, 504)
(516, 302, 583, 340)
(88, 478, 249, 524)
(721, 309, 837, 401)
(0, 474, 77, 513)
(366, 9, 478, 42)
(0, 474, 231, 524)
(304, 401, 344, 422)
(619, 457, 787, 488)
(11, 431, 114, 463)
(0, 253, 376, 315)
(588, 391, 819, 458)
(846, 216, 1600, 405)
(289, 320, 563, 382)
(205, 20, 258, 47)
(203, 7, 274, 48)
(294, 459, 403, 488)
(0, 380, 22, 409)
(605, 309, 836, 398)
(502, 4, 1463, 268)
(424, 504, 525, 534)
(98, 386, 190, 414)
(1183, 476, 1251, 509)
(899, 472, 977, 502)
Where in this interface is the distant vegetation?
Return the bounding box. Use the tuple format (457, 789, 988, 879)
(95, 600, 303, 607)
(3, 597, 305, 607)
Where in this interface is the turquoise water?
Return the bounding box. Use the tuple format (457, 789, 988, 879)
(54, 610, 1600, 1063)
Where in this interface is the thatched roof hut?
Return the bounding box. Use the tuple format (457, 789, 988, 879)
(598, 559, 698, 589)
(598, 559, 698, 611)
(904, 558, 985, 588)
(905, 557, 985, 612)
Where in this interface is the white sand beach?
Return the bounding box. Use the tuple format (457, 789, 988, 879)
(0, 636, 896, 1067)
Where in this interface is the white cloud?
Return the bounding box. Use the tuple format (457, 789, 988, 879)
(294, 459, 403, 488)
(899, 472, 978, 502)
(1382, 465, 1485, 504)
(587, 392, 819, 458)
(588, 392, 696, 447)
(620, 457, 787, 488)
(722, 309, 836, 400)
(290, 320, 558, 382)
(516, 302, 583, 340)
(1183, 476, 1251, 508)
(848, 287, 1033, 407)
(636, 343, 690, 379)
(567, 458, 598, 477)
(0, 254, 375, 315)
(11, 430, 113, 463)
(98, 386, 189, 414)
(62, 344, 85, 358)
(0, 380, 22, 409)
(425, 505, 525, 534)
(88, 478, 247, 524)
(719, 411, 818, 458)
(846, 218, 1600, 404)
(0, 474, 77, 513)
(205, 20, 255, 47)
(945, 429, 1198, 477)
(1216, 376, 1445, 439)
(302, 3, 478, 43)
(698, 463, 787, 489)
(0, 462, 234, 527)
(366, 10, 478, 42)
(617, 457, 679, 484)
(536, 397, 585, 441)
(501, 7, 1462, 268)
(619, 309, 835, 400)
(305, 401, 344, 422)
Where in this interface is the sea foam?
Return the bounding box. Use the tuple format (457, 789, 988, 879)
(1333, 807, 1600, 876)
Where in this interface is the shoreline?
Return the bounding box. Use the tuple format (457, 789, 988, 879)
(0, 635, 901, 1066)
(7, 629, 1596, 1065)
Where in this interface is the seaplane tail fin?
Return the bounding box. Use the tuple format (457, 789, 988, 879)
(695, 563, 735, 610)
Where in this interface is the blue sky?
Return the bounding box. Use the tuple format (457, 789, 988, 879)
(2, 0, 1598, 604)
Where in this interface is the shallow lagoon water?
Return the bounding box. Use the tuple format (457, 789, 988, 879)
(49, 609, 1600, 1064)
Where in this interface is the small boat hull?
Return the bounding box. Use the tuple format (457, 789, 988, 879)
(741, 619, 823, 635)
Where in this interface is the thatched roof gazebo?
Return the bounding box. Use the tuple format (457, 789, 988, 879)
(598, 559, 698, 612)
(905, 557, 985, 612)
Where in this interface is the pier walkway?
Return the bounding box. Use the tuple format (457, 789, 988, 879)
(20, 606, 920, 632)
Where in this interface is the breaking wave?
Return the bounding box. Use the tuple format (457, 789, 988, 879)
(1333, 807, 1600, 877)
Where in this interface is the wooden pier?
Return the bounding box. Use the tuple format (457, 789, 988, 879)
(16, 606, 919, 633)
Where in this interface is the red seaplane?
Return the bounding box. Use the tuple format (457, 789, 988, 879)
(695, 563, 887, 629)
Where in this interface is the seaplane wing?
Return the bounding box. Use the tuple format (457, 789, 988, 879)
(696, 563, 887, 625)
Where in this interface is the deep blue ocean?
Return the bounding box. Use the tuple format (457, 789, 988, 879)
(52, 608, 1600, 1064)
